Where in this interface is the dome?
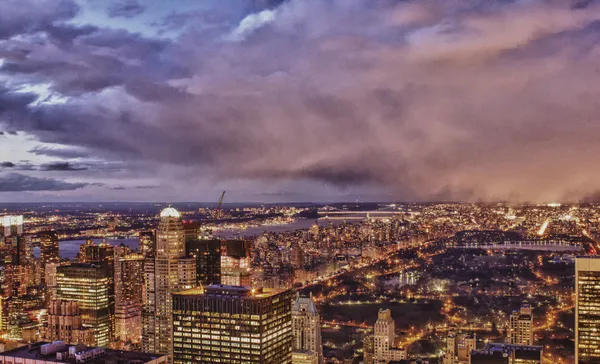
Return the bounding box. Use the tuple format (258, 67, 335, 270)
(160, 207, 180, 218)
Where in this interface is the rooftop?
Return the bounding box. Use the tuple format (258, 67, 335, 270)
(173, 284, 287, 299)
(0, 342, 166, 363)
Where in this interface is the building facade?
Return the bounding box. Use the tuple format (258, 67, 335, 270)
(43, 300, 95, 346)
(56, 263, 112, 347)
(142, 207, 196, 359)
(373, 309, 406, 364)
(576, 256, 600, 364)
(114, 246, 144, 344)
(292, 293, 323, 364)
(509, 304, 534, 346)
(172, 285, 293, 364)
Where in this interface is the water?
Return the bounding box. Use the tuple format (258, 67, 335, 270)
(213, 218, 346, 239)
(34, 238, 140, 260)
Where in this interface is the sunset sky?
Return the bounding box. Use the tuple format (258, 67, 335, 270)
(1, 0, 600, 203)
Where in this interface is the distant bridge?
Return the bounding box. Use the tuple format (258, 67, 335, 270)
(451, 240, 584, 251)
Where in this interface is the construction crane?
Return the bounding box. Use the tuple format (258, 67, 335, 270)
(214, 191, 226, 220)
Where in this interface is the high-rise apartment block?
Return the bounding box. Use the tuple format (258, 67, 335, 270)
(576, 256, 600, 364)
(2, 215, 23, 238)
(292, 293, 323, 364)
(172, 285, 293, 364)
(220, 240, 252, 286)
(185, 239, 221, 285)
(142, 207, 195, 358)
(509, 304, 534, 345)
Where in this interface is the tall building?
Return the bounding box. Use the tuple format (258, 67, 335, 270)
(40, 232, 60, 286)
(114, 246, 144, 344)
(509, 304, 534, 345)
(185, 239, 221, 285)
(373, 309, 406, 364)
(292, 293, 323, 364)
(43, 300, 95, 346)
(142, 207, 196, 359)
(56, 263, 112, 347)
(576, 256, 600, 364)
(139, 231, 155, 258)
(172, 285, 293, 364)
(443, 326, 476, 364)
(220, 240, 251, 286)
(2, 215, 23, 238)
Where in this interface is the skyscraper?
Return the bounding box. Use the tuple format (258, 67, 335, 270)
(509, 304, 534, 346)
(2, 215, 23, 238)
(40, 232, 60, 286)
(172, 285, 293, 364)
(576, 256, 600, 364)
(292, 293, 323, 364)
(185, 239, 221, 285)
(373, 309, 406, 364)
(56, 263, 112, 347)
(114, 246, 144, 345)
(142, 207, 196, 359)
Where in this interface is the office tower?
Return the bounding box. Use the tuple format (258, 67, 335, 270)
(292, 293, 323, 364)
(56, 263, 112, 347)
(292, 351, 319, 364)
(290, 240, 304, 269)
(172, 285, 293, 364)
(373, 309, 406, 364)
(139, 231, 155, 258)
(142, 207, 196, 358)
(220, 240, 251, 286)
(114, 246, 144, 344)
(44, 262, 60, 304)
(443, 326, 458, 364)
(185, 239, 221, 285)
(40, 232, 60, 286)
(2, 215, 23, 237)
(576, 256, 600, 364)
(509, 304, 534, 345)
(43, 300, 95, 346)
(470, 343, 543, 364)
(456, 331, 476, 363)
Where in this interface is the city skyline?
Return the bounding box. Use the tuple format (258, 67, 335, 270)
(3, 0, 600, 203)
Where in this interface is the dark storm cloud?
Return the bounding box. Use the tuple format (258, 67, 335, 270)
(29, 146, 90, 159)
(111, 185, 158, 190)
(41, 162, 88, 171)
(0, 0, 79, 39)
(0, 173, 90, 191)
(107, 0, 145, 18)
(1, 162, 15, 168)
(2, 0, 600, 201)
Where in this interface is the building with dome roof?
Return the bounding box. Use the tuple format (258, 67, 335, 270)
(142, 207, 196, 361)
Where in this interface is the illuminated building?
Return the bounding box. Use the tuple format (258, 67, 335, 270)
(43, 300, 95, 346)
(576, 256, 600, 363)
(139, 230, 155, 258)
(78, 240, 114, 267)
(509, 304, 534, 346)
(220, 240, 251, 286)
(0, 341, 168, 363)
(292, 350, 319, 364)
(185, 239, 221, 285)
(443, 326, 475, 364)
(56, 263, 112, 347)
(172, 285, 293, 364)
(373, 309, 406, 364)
(470, 343, 542, 364)
(292, 293, 323, 364)
(2, 215, 23, 237)
(40, 232, 60, 286)
(290, 240, 304, 269)
(114, 246, 144, 344)
(142, 207, 196, 359)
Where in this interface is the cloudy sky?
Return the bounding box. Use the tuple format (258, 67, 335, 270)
(1, 0, 600, 203)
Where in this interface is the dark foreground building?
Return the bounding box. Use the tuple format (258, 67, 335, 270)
(470, 343, 543, 364)
(172, 285, 293, 364)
